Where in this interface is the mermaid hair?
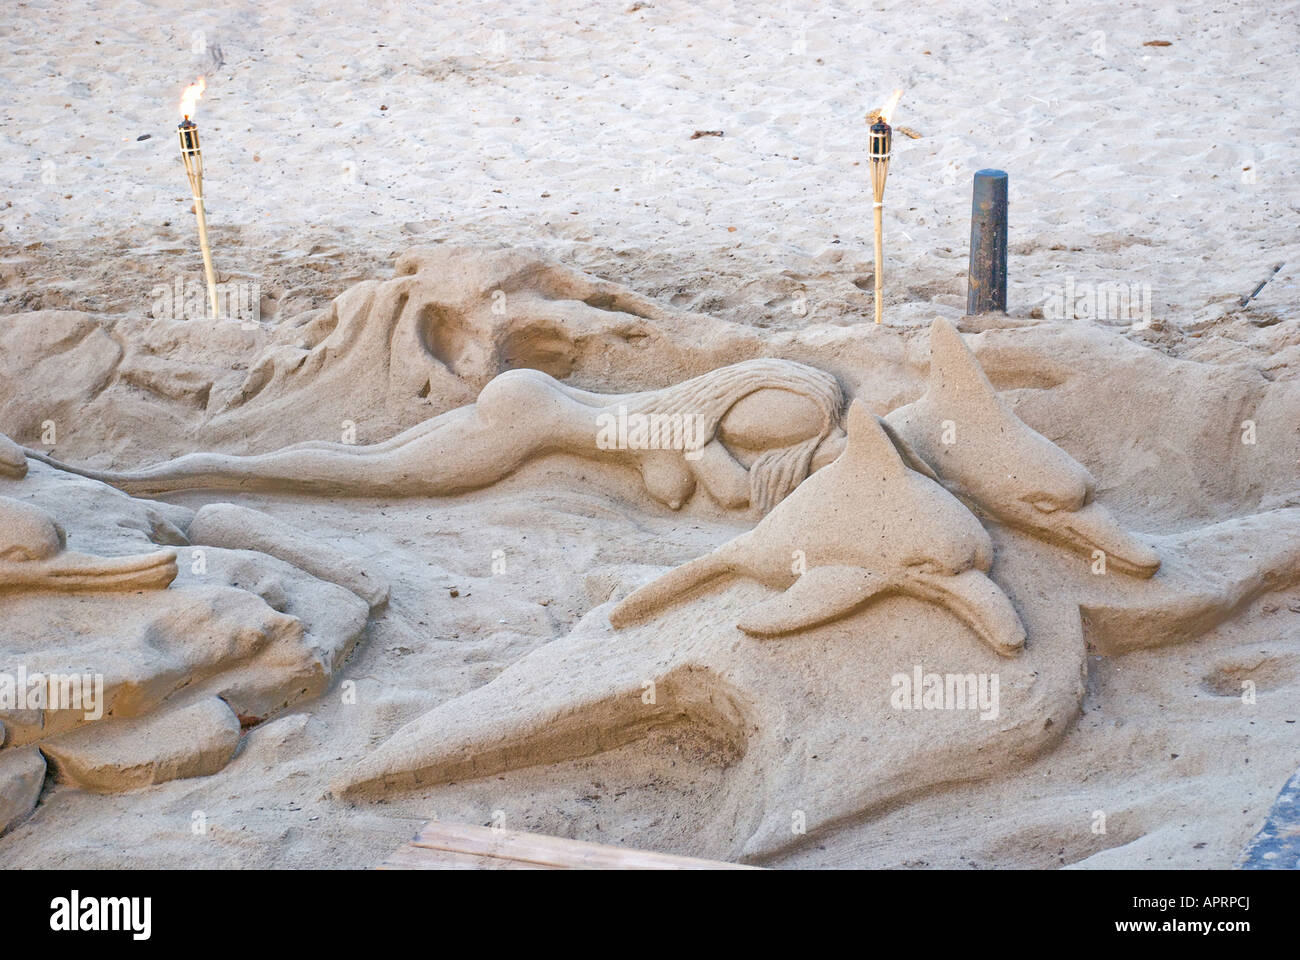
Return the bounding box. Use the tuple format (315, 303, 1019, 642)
(614, 359, 844, 512)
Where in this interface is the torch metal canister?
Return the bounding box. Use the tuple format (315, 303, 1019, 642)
(178, 118, 219, 319)
(868, 119, 892, 325)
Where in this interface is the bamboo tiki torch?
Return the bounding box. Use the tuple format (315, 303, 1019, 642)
(177, 77, 219, 319)
(868, 89, 902, 324)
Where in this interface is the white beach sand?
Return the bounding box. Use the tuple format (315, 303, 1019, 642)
(0, 0, 1297, 869)
(3, 0, 1297, 332)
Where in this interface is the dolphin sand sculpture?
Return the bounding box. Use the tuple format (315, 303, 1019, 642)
(883, 319, 1160, 578)
(337, 398, 1069, 859)
(609, 399, 1027, 657)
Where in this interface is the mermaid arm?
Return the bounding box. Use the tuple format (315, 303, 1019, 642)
(687, 440, 751, 509)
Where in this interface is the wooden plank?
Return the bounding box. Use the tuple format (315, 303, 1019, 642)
(384, 821, 758, 870)
(379, 845, 548, 870)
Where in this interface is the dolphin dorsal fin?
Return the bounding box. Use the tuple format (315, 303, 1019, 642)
(844, 400, 908, 478)
(927, 318, 1006, 416)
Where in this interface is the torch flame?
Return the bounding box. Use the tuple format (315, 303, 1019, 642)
(880, 88, 903, 125)
(178, 76, 206, 119)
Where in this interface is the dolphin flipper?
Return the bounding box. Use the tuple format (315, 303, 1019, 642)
(737, 565, 888, 636)
(609, 552, 734, 628)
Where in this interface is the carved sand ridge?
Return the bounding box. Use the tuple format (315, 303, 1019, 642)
(0, 496, 177, 593)
(0, 435, 25, 481)
(0, 446, 387, 831)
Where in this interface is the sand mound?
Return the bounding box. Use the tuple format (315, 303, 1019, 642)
(0, 245, 1296, 867)
(0, 459, 383, 831)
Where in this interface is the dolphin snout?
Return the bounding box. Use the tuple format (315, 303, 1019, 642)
(903, 569, 1026, 658)
(1054, 501, 1160, 578)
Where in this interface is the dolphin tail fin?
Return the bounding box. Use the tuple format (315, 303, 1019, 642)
(737, 565, 888, 636)
(608, 552, 734, 628)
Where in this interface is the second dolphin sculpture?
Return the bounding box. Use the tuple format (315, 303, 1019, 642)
(884, 319, 1160, 578)
(609, 399, 1028, 657)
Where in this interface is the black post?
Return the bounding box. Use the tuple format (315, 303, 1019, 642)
(966, 169, 1008, 314)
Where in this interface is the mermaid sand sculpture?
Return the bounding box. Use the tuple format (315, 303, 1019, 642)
(30, 359, 845, 515)
(12, 313, 1167, 678)
(24, 316, 1165, 572)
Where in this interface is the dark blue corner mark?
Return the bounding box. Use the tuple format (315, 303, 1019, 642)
(1241, 766, 1300, 869)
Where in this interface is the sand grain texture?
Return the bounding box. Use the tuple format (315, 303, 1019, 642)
(0, 0, 1297, 869)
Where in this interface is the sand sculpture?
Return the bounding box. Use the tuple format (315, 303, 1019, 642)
(30, 359, 845, 514)
(336, 313, 1300, 861)
(337, 390, 1081, 859)
(0, 496, 177, 593)
(606, 318, 1164, 642)
(1, 251, 1297, 865)
(0, 439, 387, 834)
(609, 400, 1028, 657)
(0, 248, 754, 480)
(213, 245, 709, 418)
(883, 319, 1161, 578)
